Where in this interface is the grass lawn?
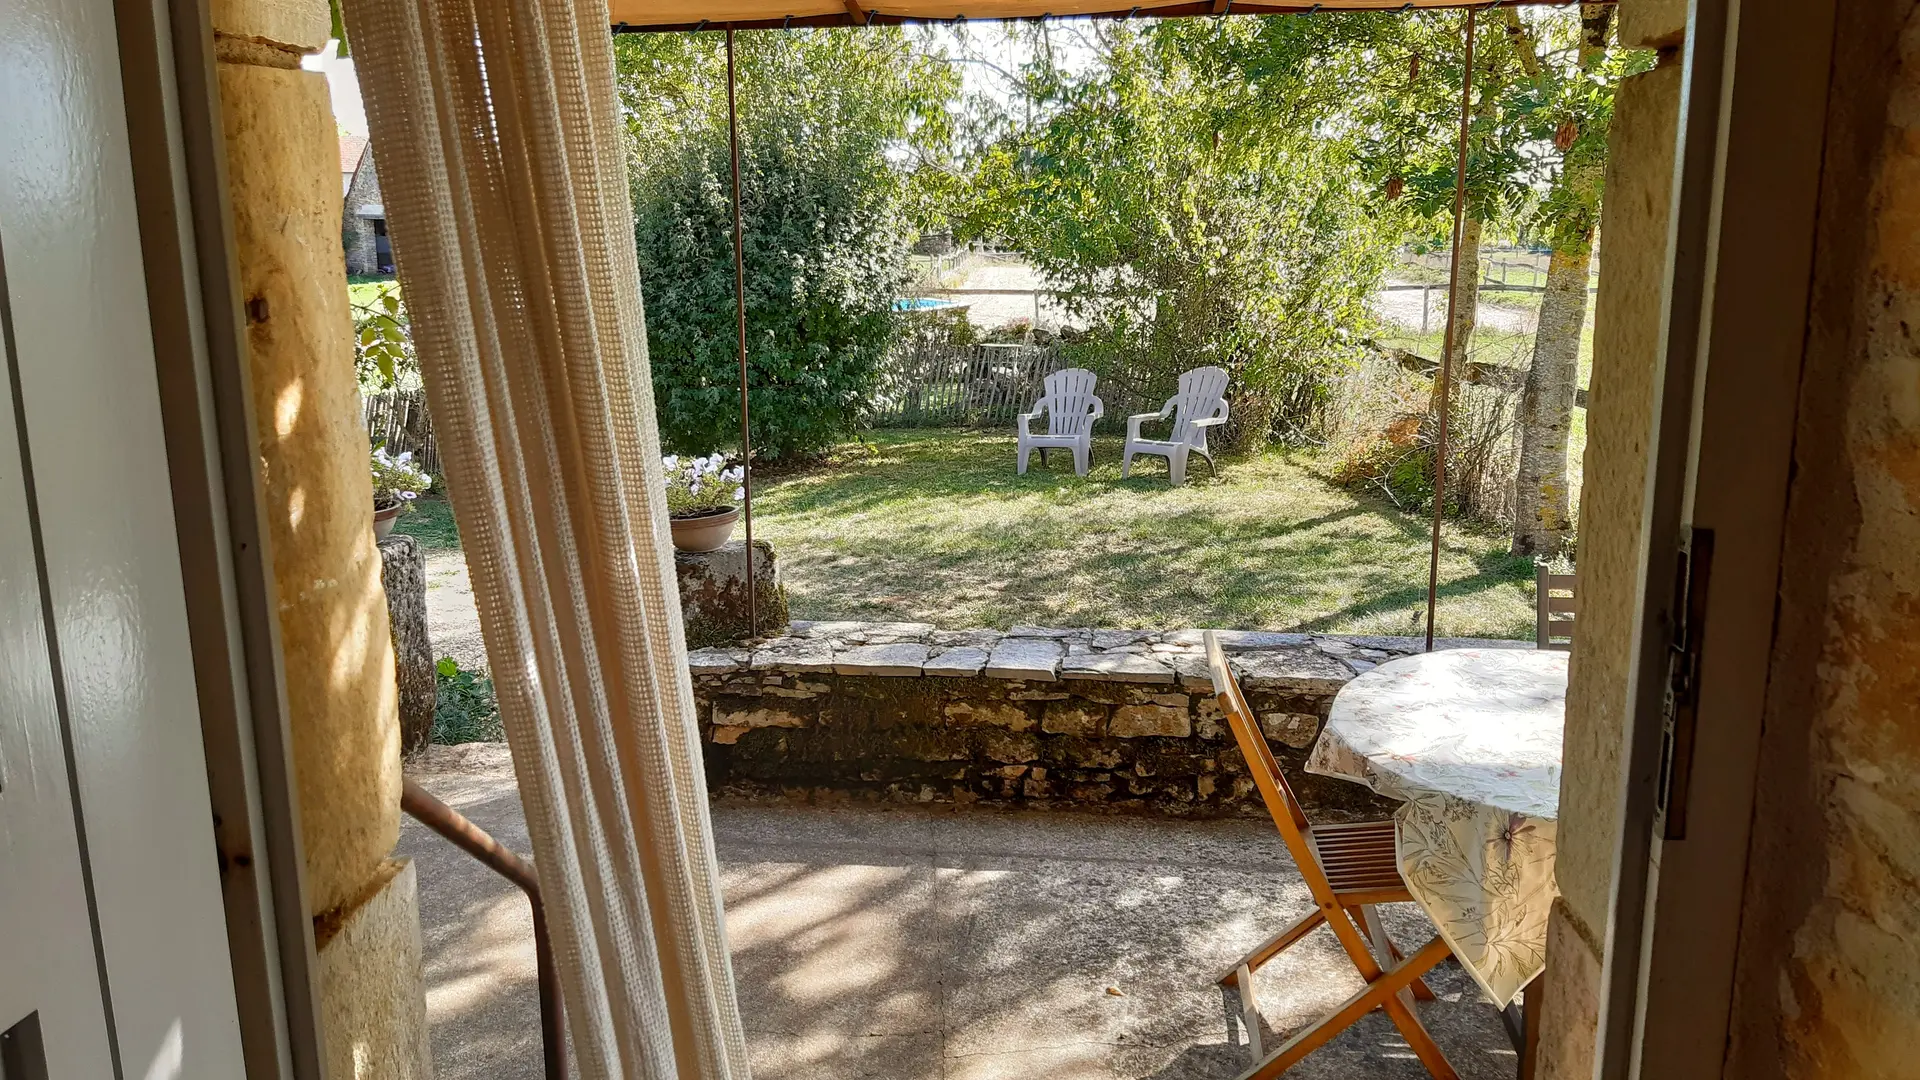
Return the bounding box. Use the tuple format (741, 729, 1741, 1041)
(753, 429, 1538, 639)
(392, 492, 460, 552)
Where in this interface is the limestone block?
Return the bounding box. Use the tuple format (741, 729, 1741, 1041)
(1259, 712, 1321, 750)
(1061, 651, 1176, 683)
(833, 643, 929, 676)
(1041, 701, 1106, 736)
(1110, 704, 1191, 738)
(1193, 697, 1226, 740)
(1561, 61, 1681, 938)
(688, 647, 749, 675)
(930, 628, 1003, 649)
(315, 859, 431, 1080)
(1617, 0, 1686, 50)
(980, 731, 1042, 764)
(1233, 647, 1354, 694)
(985, 638, 1064, 680)
(750, 635, 834, 673)
(716, 704, 809, 729)
(924, 646, 990, 676)
(1163, 629, 1310, 650)
(676, 540, 789, 647)
(796, 619, 933, 643)
(212, 0, 330, 55)
(944, 701, 1034, 732)
(1535, 901, 1604, 1080)
(378, 535, 434, 754)
(221, 62, 399, 916)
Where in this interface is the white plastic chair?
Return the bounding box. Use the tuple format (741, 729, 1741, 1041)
(1123, 366, 1229, 486)
(1017, 367, 1104, 476)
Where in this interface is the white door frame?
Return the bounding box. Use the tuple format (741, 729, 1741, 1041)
(2, 0, 321, 1073)
(111, 0, 329, 1073)
(1595, 0, 1839, 1076)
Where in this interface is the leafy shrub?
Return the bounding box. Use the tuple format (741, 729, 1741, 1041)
(432, 657, 501, 744)
(960, 18, 1397, 451)
(615, 30, 959, 461)
(351, 283, 415, 391)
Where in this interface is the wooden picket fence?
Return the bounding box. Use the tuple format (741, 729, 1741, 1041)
(870, 342, 1068, 428)
(363, 343, 1124, 461)
(362, 389, 441, 476)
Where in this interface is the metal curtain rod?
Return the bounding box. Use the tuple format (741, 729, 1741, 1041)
(606, 0, 1612, 33)
(1425, 3, 1473, 652)
(727, 26, 759, 639)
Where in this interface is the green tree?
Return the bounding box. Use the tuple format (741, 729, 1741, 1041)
(1505, 6, 1646, 555)
(961, 16, 1399, 448)
(615, 29, 958, 461)
(1356, 12, 1532, 396)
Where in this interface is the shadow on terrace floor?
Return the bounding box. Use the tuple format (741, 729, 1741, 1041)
(399, 744, 1518, 1080)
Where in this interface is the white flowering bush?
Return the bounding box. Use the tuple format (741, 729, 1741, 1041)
(663, 453, 745, 518)
(370, 444, 432, 509)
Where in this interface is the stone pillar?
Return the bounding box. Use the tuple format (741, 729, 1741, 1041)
(676, 539, 791, 647)
(1536, 1, 1684, 1075)
(211, 3, 430, 1074)
(379, 534, 437, 753)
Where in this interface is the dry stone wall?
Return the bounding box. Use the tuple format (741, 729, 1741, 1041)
(689, 621, 1527, 817)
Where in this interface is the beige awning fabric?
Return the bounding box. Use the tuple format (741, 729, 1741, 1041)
(610, 0, 1596, 31)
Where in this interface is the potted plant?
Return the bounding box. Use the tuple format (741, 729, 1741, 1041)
(664, 453, 745, 553)
(370, 444, 432, 541)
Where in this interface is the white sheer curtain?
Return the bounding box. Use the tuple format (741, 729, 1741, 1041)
(337, 0, 750, 1074)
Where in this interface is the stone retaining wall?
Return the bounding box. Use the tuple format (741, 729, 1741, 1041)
(688, 622, 1528, 817)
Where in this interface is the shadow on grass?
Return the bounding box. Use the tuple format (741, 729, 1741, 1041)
(752, 430, 1535, 638)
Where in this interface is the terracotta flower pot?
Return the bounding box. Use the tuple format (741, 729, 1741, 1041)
(373, 498, 404, 542)
(670, 505, 739, 553)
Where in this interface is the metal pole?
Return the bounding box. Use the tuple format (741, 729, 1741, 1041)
(727, 27, 757, 637)
(1425, 6, 1475, 652)
(400, 780, 564, 1080)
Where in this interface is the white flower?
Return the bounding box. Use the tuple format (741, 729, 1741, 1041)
(733, 486, 745, 501)
(396, 450, 413, 465)
(724, 465, 744, 483)
(399, 490, 418, 501)
(689, 482, 701, 495)
(662, 455, 679, 470)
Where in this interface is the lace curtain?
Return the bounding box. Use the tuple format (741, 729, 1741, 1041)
(338, 0, 751, 1074)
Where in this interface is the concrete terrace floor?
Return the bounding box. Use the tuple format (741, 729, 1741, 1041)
(401, 744, 1519, 1080)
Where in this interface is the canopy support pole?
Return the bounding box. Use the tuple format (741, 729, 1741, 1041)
(726, 26, 757, 637)
(1426, 6, 1474, 652)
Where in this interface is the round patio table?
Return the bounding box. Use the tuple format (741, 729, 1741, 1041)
(1305, 647, 1567, 1008)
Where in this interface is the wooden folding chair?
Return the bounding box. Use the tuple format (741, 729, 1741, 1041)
(1536, 566, 1577, 651)
(1205, 631, 1461, 1080)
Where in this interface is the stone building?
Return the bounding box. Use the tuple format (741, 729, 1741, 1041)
(341, 134, 390, 275)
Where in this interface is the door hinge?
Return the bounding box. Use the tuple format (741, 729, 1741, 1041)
(1656, 528, 1713, 841)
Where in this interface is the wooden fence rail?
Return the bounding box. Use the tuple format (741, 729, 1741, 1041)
(362, 389, 441, 477)
(869, 342, 1069, 428)
(364, 343, 1137, 466)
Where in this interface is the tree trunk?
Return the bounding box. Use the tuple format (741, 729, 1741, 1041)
(1511, 241, 1592, 555)
(1438, 215, 1485, 406)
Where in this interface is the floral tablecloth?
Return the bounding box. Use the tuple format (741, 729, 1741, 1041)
(1306, 647, 1567, 1007)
